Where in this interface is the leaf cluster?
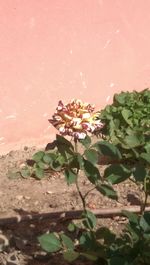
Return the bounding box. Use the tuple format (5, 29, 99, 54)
(39, 210, 150, 264)
(19, 89, 150, 264)
(99, 89, 150, 166)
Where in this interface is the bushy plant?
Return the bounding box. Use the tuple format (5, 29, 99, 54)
(21, 94, 150, 264)
(99, 89, 150, 165)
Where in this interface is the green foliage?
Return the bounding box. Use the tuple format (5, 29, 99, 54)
(99, 89, 150, 166)
(82, 210, 97, 230)
(38, 233, 62, 252)
(20, 166, 31, 178)
(104, 164, 131, 184)
(60, 233, 74, 250)
(93, 141, 122, 160)
(96, 183, 118, 200)
(84, 149, 99, 164)
(39, 212, 150, 264)
(32, 151, 45, 162)
(83, 159, 101, 184)
(79, 135, 91, 148)
(63, 250, 79, 262)
(64, 169, 77, 185)
(20, 89, 150, 265)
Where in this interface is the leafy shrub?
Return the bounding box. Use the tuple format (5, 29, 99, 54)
(21, 94, 150, 264)
(99, 89, 150, 166)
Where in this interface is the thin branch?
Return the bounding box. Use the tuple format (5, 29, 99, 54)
(74, 139, 86, 211)
(84, 187, 96, 199)
(76, 178, 86, 211)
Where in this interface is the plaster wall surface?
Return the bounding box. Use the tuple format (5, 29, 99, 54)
(0, 0, 150, 154)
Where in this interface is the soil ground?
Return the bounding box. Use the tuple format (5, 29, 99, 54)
(0, 146, 141, 265)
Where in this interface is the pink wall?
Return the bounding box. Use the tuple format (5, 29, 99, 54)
(1, 0, 150, 154)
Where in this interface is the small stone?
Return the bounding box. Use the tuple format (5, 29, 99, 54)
(19, 163, 26, 169)
(7, 253, 19, 265)
(24, 196, 31, 200)
(0, 234, 9, 251)
(87, 202, 97, 209)
(30, 224, 35, 228)
(16, 195, 23, 200)
(34, 201, 39, 206)
(24, 146, 28, 151)
(46, 191, 53, 194)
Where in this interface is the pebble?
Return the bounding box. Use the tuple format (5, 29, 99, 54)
(0, 234, 9, 251)
(30, 224, 35, 228)
(24, 146, 28, 151)
(19, 163, 26, 169)
(7, 253, 19, 265)
(46, 191, 53, 194)
(16, 195, 23, 200)
(24, 196, 31, 200)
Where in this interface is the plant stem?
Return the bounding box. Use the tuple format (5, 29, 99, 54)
(141, 191, 148, 214)
(84, 187, 96, 200)
(74, 138, 86, 212)
(76, 177, 86, 211)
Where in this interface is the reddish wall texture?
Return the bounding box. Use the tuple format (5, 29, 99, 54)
(0, 0, 150, 154)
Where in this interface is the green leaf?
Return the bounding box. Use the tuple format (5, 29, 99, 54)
(32, 151, 45, 162)
(63, 250, 79, 262)
(114, 92, 127, 105)
(109, 257, 128, 265)
(83, 210, 97, 229)
(56, 135, 74, 163)
(34, 167, 44, 179)
(79, 135, 91, 148)
(38, 233, 62, 253)
(76, 153, 84, 169)
(69, 153, 84, 170)
(83, 159, 101, 184)
(123, 135, 143, 148)
(96, 184, 118, 200)
(79, 232, 94, 250)
(43, 153, 56, 164)
(56, 154, 66, 165)
(122, 211, 139, 225)
(67, 223, 75, 232)
(96, 227, 116, 244)
(104, 164, 131, 184)
(139, 212, 150, 232)
(80, 252, 97, 261)
(51, 160, 63, 171)
(84, 149, 99, 164)
(140, 153, 150, 164)
(20, 167, 31, 178)
(133, 165, 147, 182)
(121, 109, 132, 126)
(38, 161, 49, 169)
(126, 223, 140, 242)
(64, 169, 77, 185)
(145, 143, 150, 154)
(45, 140, 57, 151)
(56, 134, 74, 150)
(60, 234, 74, 250)
(94, 141, 122, 160)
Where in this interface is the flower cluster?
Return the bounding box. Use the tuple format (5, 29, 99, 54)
(49, 99, 104, 139)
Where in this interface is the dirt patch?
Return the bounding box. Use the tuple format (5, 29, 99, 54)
(0, 147, 141, 264)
